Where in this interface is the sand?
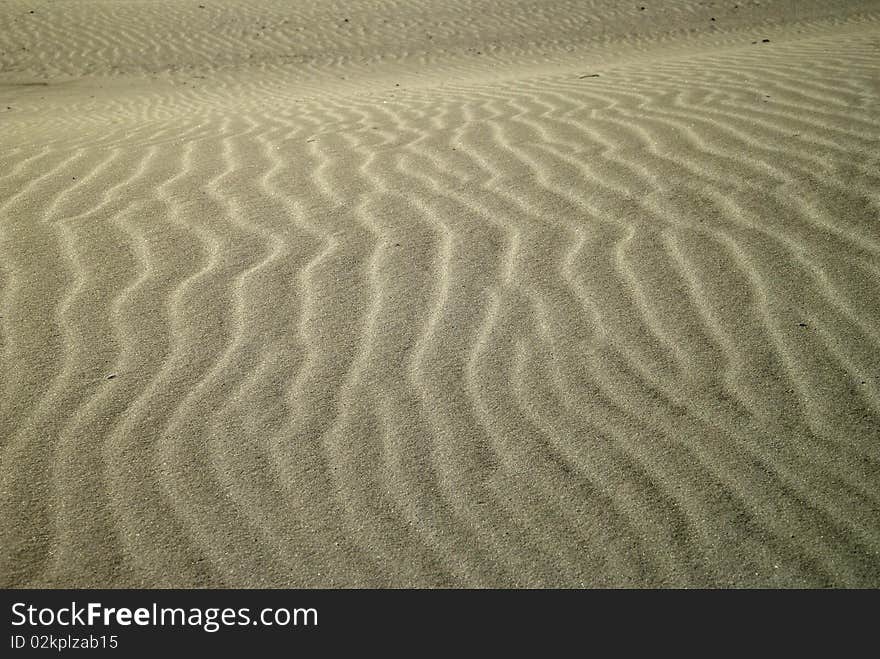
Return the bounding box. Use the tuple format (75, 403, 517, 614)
(1, 0, 879, 588)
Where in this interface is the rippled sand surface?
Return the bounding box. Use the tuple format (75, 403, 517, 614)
(2, 0, 879, 587)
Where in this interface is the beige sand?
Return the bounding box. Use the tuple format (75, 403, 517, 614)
(1, 0, 879, 587)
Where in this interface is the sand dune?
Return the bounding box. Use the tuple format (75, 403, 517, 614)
(1, 1, 879, 587)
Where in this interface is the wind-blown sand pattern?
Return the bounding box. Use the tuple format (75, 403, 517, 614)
(2, 0, 879, 587)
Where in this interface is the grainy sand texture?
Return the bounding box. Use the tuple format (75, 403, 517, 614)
(1, 0, 879, 588)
